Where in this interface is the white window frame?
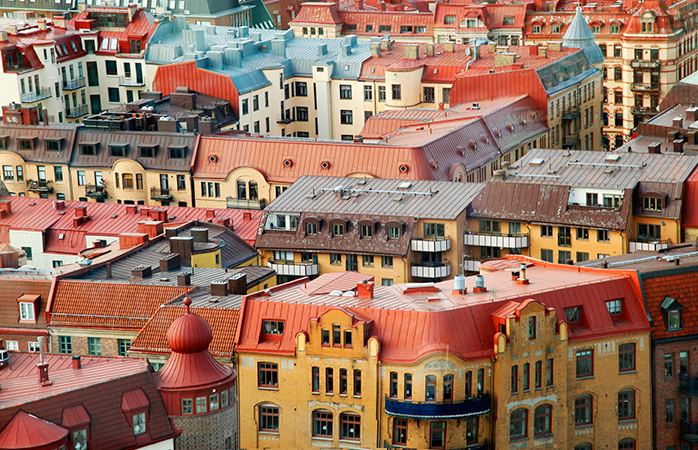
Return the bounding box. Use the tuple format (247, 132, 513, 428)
(19, 302, 35, 321)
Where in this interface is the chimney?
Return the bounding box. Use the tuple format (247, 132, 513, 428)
(674, 139, 685, 153)
(355, 0, 363, 8)
(165, 228, 178, 238)
(54, 200, 65, 210)
(488, 42, 496, 52)
(547, 41, 562, 51)
(668, 130, 679, 142)
(177, 272, 191, 286)
(169, 236, 194, 265)
(342, 45, 351, 57)
(75, 206, 88, 218)
(648, 142, 662, 153)
(243, 212, 252, 221)
(227, 272, 247, 295)
(687, 107, 698, 122)
(118, 233, 149, 250)
(72, 355, 81, 369)
(494, 52, 516, 68)
(443, 42, 454, 53)
(403, 43, 418, 60)
(210, 281, 229, 297)
(517, 263, 530, 285)
(318, 43, 328, 57)
(205, 209, 216, 220)
(492, 169, 507, 181)
(673, 117, 684, 128)
(0, 31, 7, 42)
(216, 217, 231, 227)
(160, 253, 181, 272)
(538, 46, 548, 58)
(53, 14, 67, 29)
(380, 38, 391, 51)
(127, 3, 137, 20)
(0, 200, 12, 216)
(5, 25, 18, 36)
(106, 262, 112, 279)
(137, 220, 164, 238)
(689, 131, 697, 145)
(37, 19, 47, 31)
(126, 205, 138, 215)
(357, 279, 374, 299)
(529, 44, 539, 56)
(37, 362, 51, 385)
(426, 43, 435, 57)
(370, 43, 380, 57)
(131, 265, 152, 278)
(191, 227, 209, 243)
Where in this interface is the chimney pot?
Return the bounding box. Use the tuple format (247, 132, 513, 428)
(72, 355, 81, 369)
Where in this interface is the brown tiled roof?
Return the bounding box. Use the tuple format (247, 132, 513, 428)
(130, 305, 238, 358)
(641, 266, 698, 340)
(468, 182, 632, 230)
(49, 281, 186, 330)
(0, 354, 175, 449)
(0, 279, 52, 330)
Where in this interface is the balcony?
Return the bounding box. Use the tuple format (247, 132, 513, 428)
(20, 88, 51, 103)
(630, 59, 661, 69)
(65, 105, 88, 119)
(411, 262, 451, 279)
(150, 187, 173, 201)
(411, 237, 451, 253)
(119, 76, 145, 87)
(85, 184, 107, 199)
(384, 393, 491, 419)
(631, 106, 658, 117)
(276, 114, 294, 124)
(629, 239, 669, 253)
(681, 420, 698, 443)
(462, 259, 481, 272)
(631, 83, 660, 92)
(463, 233, 529, 249)
(26, 180, 53, 193)
(561, 108, 580, 121)
(226, 197, 266, 210)
(680, 374, 698, 395)
(62, 76, 86, 91)
(267, 260, 320, 277)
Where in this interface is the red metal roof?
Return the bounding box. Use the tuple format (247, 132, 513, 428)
(60, 405, 90, 429)
(67, 7, 158, 56)
(0, 411, 68, 450)
(339, 10, 434, 36)
(291, 1, 344, 24)
(682, 166, 698, 228)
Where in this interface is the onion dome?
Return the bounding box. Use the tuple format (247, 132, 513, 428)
(0, 411, 68, 450)
(166, 296, 213, 354)
(563, 6, 605, 65)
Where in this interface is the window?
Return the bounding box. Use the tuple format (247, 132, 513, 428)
(263, 320, 284, 335)
(510, 409, 527, 440)
(558, 227, 571, 246)
(354, 369, 361, 396)
(547, 358, 553, 386)
(665, 354, 674, 377)
(566, 307, 581, 323)
(2, 166, 13, 181)
(666, 399, 675, 423)
(382, 256, 393, 268)
(577, 252, 589, 262)
(296, 106, 308, 121)
(58, 336, 72, 354)
(313, 410, 333, 437)
(296, 82, 307, 96)
(424, 223, 445, 239)
(423, 86, 435, 103)
(379, 24, 391, 32)
(668, 310, 682, 331)
(260, 405, 279, 432)
(611, 24, 620, 33)
(28, 341, 40, 352)
(559, 250, 572, 264)
(306, 221, 318, 236)
(597, 229, 610, 242)
(477, 368, 484, 395)
(683, 396, 690, 421)
(73, 430, 87, 450)
(576, 349, 593, 378)
(55, 166, 63, 182)
(378, 86, 386, 102)
(136, 174, 143, 190)
(390, 372, 398, 397)
(360, 224, 373, 238)
(182, 398, 193, 415)
(177, 175, 186, 191)
(340, 110, 353, 125)
(606, 300, 622, 315)
(541, 225, 553, 237)
(312, 366, 320, 393)
(534, 405, 552, 436)
(533, 25, 541, 33)
(19, 302, 35, 321)
(322, 329, 330, 345)
(479, 219, 501, 235)
(364, 85, 372, 101)
(575, 394, 593, 425)
(426, 375, 436, 401)
(258, 362, 278, 388)
(465, 371, 472, 398)
(118, 339, 131, 356)
(643, 196, 663, 211)
(340, 413, 360, 441)
(528, 317, 536, 340)
(618, 389, 635, 420)
(393, 419, 407, 445)
(535, 361, 542, 389)
(444, 14, 456, 24)
(443, 374, 453, 402)
(122, 173, 133, 189)
(362, 255, 374, 267)
(133, 412, 146, 435)
(391, 84, 401, 100)
(88, 337, 102, 355)
(404, 373, 412, 399)
(6, 341, 18, 351)
(541, 249, 553, 262)
(339, 85, 352, 99)
(139, 146, 155, 158)
(106, 60, 117, 75)
(523, 363, 530, 391)
(511, 365, 518, 393)
(619, 343, 635, 372)
(330, 253, 342, 265)
(108, 87, 120, 103)
(681, 351, 689, 375)
(326, 368, 334, 393)
(638, 223, 661, 241)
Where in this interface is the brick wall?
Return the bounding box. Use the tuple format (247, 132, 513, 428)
(171, 404, 238, 450)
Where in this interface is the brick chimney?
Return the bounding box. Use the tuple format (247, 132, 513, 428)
(357, 280, 374, 299)
(0, 200, 12, 216)
(137, 220, 164, 238)
(37, 362, 51, 385)
(403, 43, 419, 60)
(72, 355, 81, 369)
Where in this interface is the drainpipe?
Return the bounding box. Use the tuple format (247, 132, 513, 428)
(401, 256, 407, 282)
(675, 218, 680, 244)
(464, 40, 480, 72)
(376, 360, 382, 448)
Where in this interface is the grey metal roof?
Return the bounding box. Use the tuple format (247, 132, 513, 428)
(506, 148, 698, 189)
(0, 123, 78, 165)
(265, 176, 486, 220)
(562, 6, 605, 65)
(535, 51, 600, 96)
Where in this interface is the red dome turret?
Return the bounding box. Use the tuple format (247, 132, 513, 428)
(166, 296, 213, 354)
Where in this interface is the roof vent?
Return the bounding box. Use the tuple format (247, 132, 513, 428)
(605, 154, 620, 162)
(131, 265, 152, 279)
(529, 158, 545, 166)
(397, 181, 412, 190)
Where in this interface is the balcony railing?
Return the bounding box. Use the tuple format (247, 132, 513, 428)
(65, 105, 88, 119)
(384, 393, 491, 419)
(561, 107, 580, 121)
(62, 76, 86, 91)
(411, 262, 450, 279)
(631, 106, 658, 116)
(462, 259, 481, 272)
(631, 82, 660, 92)
(20, 88, 52, 103)
(277, 114, 294, 124)
(680, 374, 698, 395)
(681, 420, 698, 443)
(119, 76, 145, 87)
(267, 260, 319, 277)
(226, 197, 266, 210)
(463, 233, 529, 249)
(411, 237, 451, 253)
(630, 59, 661, 69)
(150, 187, 173, 201)
(629, 239, 670, 253)
(27, 180, 53, 193)
(85, 184, 107, 199)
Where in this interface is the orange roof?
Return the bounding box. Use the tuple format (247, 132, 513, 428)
(339, 10, 434, 36)
(49, 281, 187, 330)
(130, 305, 239, 358)
(67, 7, 158, 55)
(642, 266, 698, 341)
(291, 1, 344, 24)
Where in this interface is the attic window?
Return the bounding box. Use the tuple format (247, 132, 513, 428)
(0, 136, 8, 149)
(565, 307, 581, 323)
(18, 137, 35, 150)
(169, 146, 186, 159)
(661, 296, 683, 331)
(641, 193, 665, 212)
(18, 294, 39, 322)
(139, 145, 157, 158)
(46, 138, 62, 151)
(606, 299, 622, 315)
(263, 320, 284, 335)
(121, 389, 150, 437)
(79, 142, 98, 155)
(109, 144, 127, 157)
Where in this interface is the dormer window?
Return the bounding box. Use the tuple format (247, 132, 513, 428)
(133, 412, 146, 435)
(17, 294, 39, 323)
(139, 145, 157, 158)
(169, 145, 186, 159)
(359, 218, 378, 239)
(388, 226, 400, 239)
(79, 142, 97, 155)
(110, 144, 126, 157)
(46, 138, 62, 151)
(642, 195, 663, 211)
(661, 296, 683, 331)
(606, 299, 622, 315)
(565, 307, 581, 323)
(333, 222, 345, 236)
(62, 404, 90, 450)
(18, 137, 35, 150)
(306, 222, 317, 235)
(122, 388, 150, 440)
(263, 320, 284, 335)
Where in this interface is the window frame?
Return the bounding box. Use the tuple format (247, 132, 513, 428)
(258, 362, 279, 388)
(576, 349, 593, 379)
(533, 404, 552, 437)
(510, 409, 528, 441)
(619, 343, 636, 373)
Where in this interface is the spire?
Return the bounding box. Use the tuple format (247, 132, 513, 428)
(562, 5, 605, 65)
(183, 293, 191, 314)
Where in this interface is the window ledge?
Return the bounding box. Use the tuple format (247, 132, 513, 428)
(534, 433, 553, 438)
(576, 375, 594, 381)
(666, 423, 677, 428)
(339, 439, 361, 443)
(575, 423, 593, 429)
(510, 436, 528, 442)
(326, 393, 334, 396)
(619, 418, 637, 424)
(312, 437, 333, 441)
(258, 387, 279, 391)
(620, 370, 637, 375)
(339, 394, 348, 397)
(258, 431, 280, 436)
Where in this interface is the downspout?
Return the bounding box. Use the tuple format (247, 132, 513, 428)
(675, 218, 680, 244)
(376, 360, 382, 449)
(464, 41, 479, 72)
(402, 256, 407, 282)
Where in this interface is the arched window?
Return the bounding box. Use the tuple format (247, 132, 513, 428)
(534, 404, 552, 436)
(259, 404, 279, 432)
(340, 413, 361, 441)
(618, 389, 635, 421)
(619, 438, 636, 449)
(575, 444, 592, 450)
(574, 394, 593, 425)
(312, 409, 333, 437)
(510, 408, 527, 440)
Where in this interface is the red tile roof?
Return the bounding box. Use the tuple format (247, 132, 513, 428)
(291, 1, 344, 24)
(0, 353, 176, 449)
(0, 279, 52, 331)
(0, 196, 262, 249)
(130, 305, 239, 358)
(640, 266, 698, 341)
(49, 281, 187, 330)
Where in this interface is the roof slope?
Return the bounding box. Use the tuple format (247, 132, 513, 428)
(0, 279, 52, 331)
(0, 411, 68, 449)
(0, 124, 78, 165)
(640, 265, 698, 340)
